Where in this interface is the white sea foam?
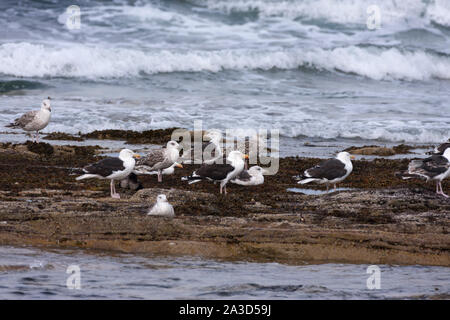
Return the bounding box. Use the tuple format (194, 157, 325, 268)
(283, 120, 450, 144)
(426, 0, 450, 27)
(1, 42, 450, 81)
(201, 0, 444, 27)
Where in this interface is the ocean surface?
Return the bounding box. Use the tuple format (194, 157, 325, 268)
(0, 0, 449, 151)
(0, 246, 449, 299)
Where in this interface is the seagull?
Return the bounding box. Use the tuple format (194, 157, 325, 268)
(135, 140, 180, 182)
(201, 130, 223, 164)
(134, 161, 183, 176)
(181, 129, 223, 164)
(231, 166, 266, 186)
(74, 149, 140, 198)
(431, 142, 450, 155)
(296, 152, 355, 192)
(399, 147, 450, 198)
(6, 97, 52, 143)
(182, 150, 248, 195)
(148, 194, 175, 217)
(120, 162, 183, 190)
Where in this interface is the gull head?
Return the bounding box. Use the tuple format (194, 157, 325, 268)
(41, 97, 51, 112)
(166, 140, 180, 150)
(156, 194, 168, 203)
(204, 130, 222, 143)
(227, 150, 249, 163)
(248, 166, 266, 176)
(336, 151, 355, 163)
(119, 149, 140, 160)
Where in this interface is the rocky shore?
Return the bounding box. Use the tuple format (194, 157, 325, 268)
(0, 133, 449, 267)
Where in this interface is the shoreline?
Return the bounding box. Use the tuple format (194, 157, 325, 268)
(0, 131, 449, 267)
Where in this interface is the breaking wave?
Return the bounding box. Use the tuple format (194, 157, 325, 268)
(200, 0, 450, 27)
(1, 42, 450, 81)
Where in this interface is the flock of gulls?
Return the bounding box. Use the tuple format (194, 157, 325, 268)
(6, 97, 450, 216)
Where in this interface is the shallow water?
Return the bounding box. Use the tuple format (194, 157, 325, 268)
(287, 187, 355, 195)
(0, 246, 448, 299)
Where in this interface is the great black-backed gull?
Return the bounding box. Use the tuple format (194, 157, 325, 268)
(148, 194, 175, 217)
(400, 147, 450, 198)
(120, 162, 183, 190)
(231, 166, 266, 186)
(182, 150, 248, 195)
(296, 151, 355, 192)
(75, 149, 140, 198)
(6, 97, 52, 143)
(432, 142, 450, 155)
(135, 141, 180, 182)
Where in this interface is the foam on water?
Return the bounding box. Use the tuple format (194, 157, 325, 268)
(1, 42, 450, 81)
(201, 0, 450, 27)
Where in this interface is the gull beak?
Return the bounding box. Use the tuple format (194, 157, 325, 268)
(350, 155, 356, 160)
(243, 154, 249, 159)
(176, 163, 183, 168)
(133, 154, 141, 159)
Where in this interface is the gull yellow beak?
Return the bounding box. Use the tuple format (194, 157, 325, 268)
(133, 154, 141, 159)
(176, 163, 183, 168)
(243, 154, 249, 159)
(350, 155, 356, 160)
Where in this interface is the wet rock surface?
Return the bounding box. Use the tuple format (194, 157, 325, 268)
(0, 138, 449, 266)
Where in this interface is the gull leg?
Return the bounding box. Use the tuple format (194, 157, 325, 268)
(439, 182, 449, 198)
(220, 184, 223, 194)
(158, 170, 162, 183)
(224, 185, 227, 195)
(36, 131, 40, 143)
(326, 184, 329, 193)
(334, 184, 337, 192)
(110, 180, 120, 199)
(436, 182, 440, 194)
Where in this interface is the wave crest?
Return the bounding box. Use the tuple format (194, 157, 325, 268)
(1, 43, 450, 81)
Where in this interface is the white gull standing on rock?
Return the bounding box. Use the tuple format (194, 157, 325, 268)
(148, 194, 175, 217)
(231, 166, 266, 186)
(6, 97, 52, 143)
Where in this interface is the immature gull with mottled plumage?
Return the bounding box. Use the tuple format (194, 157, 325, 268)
(134, 140, 180, 182)
(399, 147, 450, 198)
(120, 162, 183, 190)
(6, 97, 52, 143)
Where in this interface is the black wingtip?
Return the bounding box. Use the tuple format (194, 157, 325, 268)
(69, 168, 84, 175)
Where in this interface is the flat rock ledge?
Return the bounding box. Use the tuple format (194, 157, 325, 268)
(0, 187, 449, 267)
